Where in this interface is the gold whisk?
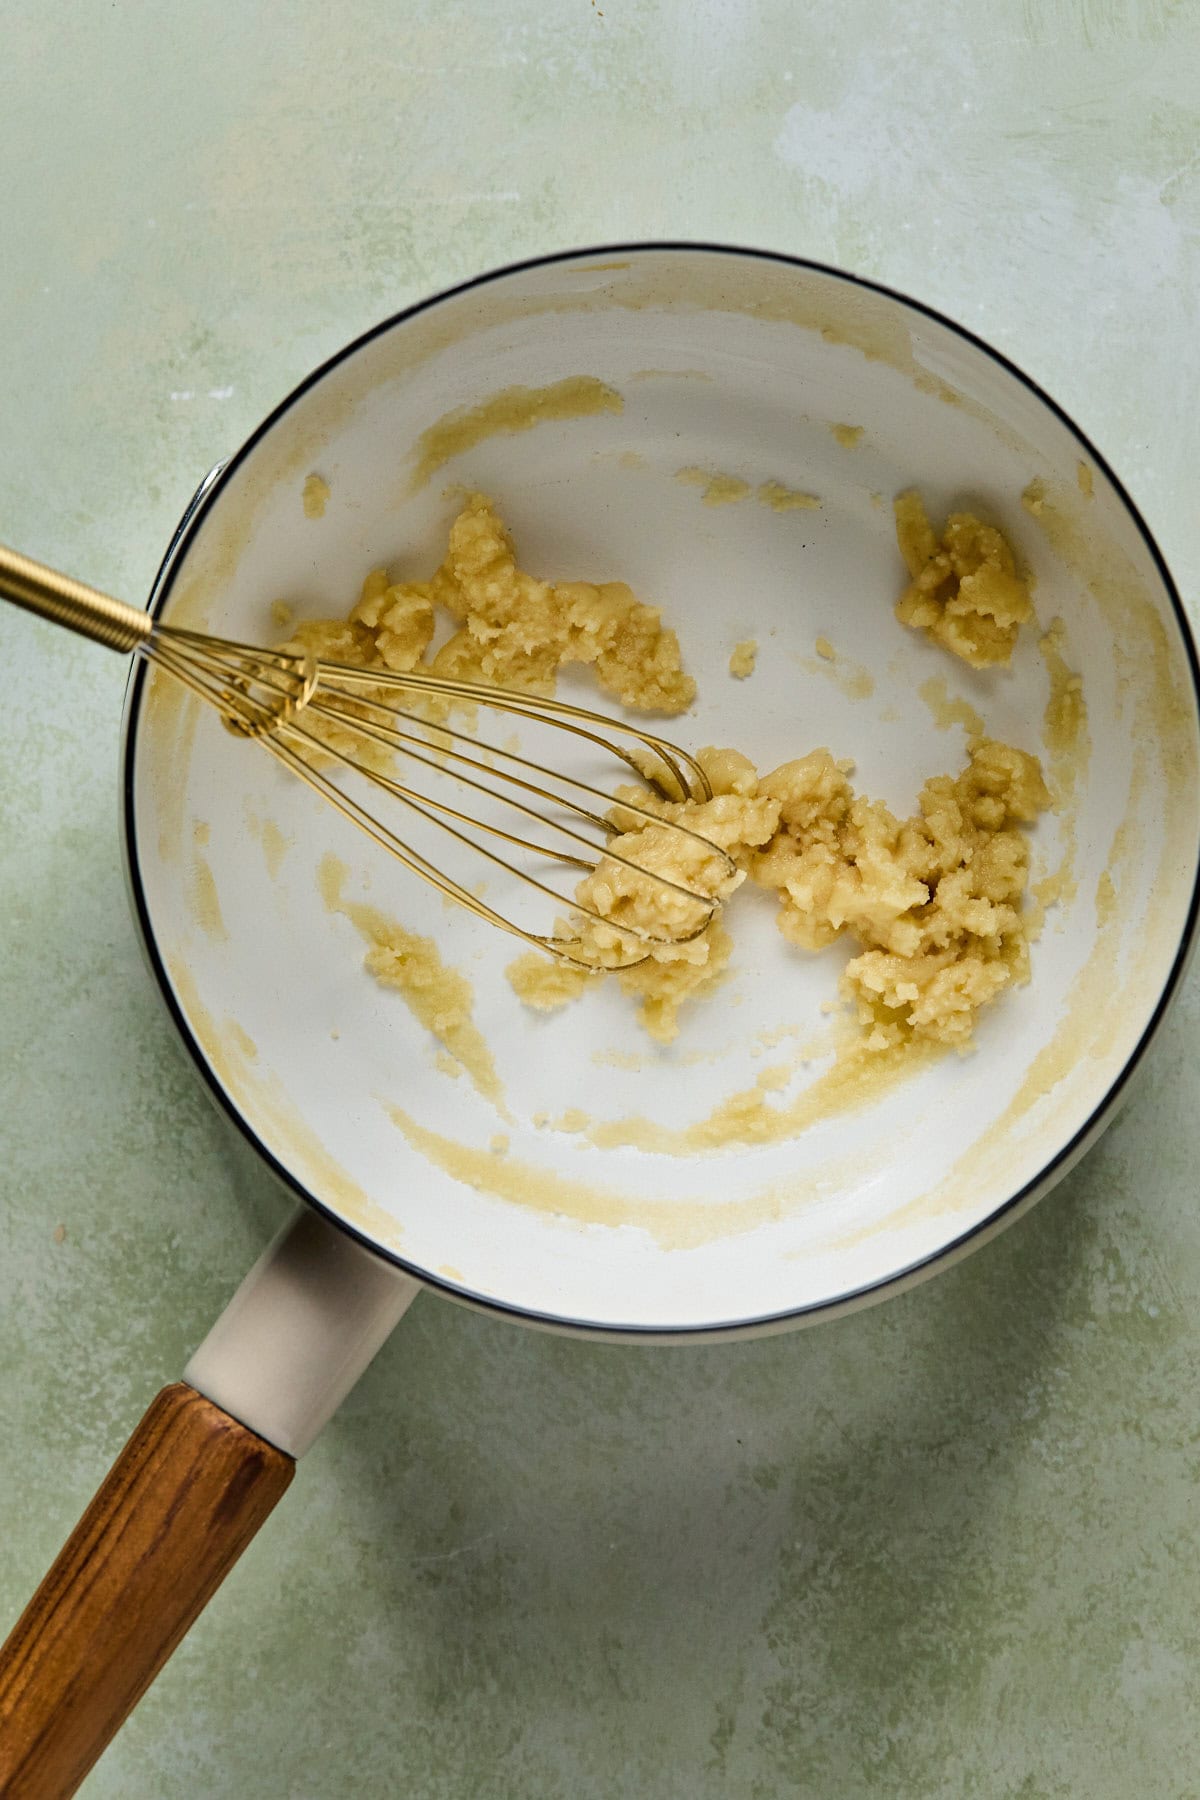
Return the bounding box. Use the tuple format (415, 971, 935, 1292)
(0, 543, 733, 968)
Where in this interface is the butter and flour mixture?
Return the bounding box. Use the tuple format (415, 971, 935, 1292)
(288, 493, 1051, 1055)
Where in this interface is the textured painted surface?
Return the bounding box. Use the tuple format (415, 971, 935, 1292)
(2, 2, 1200, 1793)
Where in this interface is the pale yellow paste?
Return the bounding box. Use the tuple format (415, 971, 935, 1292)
(190, 849, 228, 944)
(676, 466, 752, 505)
(167, 958, 404, 1250)
(562, 735, 1049, 1051)
(260, 819, 291, 879)
(831, 423, 864, 448)
(410, 376, 623, 491)
(586, 1032, 943, 1155)
(506, 953, 591, 1012)
(729, 638, 758, 678)
(805, 639, 875, 701)
(757, 480, 820, 512)
(1028, 616, 1090, 919)
(1039, 618, 1088, 770)
(318, 852, 505, 1108)
(676, 467, 821, 512)
(302, 473, 330, 519)
(285, 492, 694, 718)
(894, 491, 1034, 668)
(296, 499, 1051, 1064)
(244, 808, 293, 880)
(919, 675, 986, 738)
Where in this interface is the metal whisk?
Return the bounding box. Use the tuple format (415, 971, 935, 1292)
(0, 543, 733, 968)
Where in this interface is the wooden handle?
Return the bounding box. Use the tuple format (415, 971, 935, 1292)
(0, 1382, 294, 1797)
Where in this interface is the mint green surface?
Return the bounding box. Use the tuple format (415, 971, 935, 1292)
(4, 4, 1200, 1793)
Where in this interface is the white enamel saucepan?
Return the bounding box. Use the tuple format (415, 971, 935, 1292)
(2, 245, 1198, 1792)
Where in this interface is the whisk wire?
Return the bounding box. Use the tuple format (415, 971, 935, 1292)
(305, 695, 613, 840)
(278, 715, 716, 961)
(148, 636, 317, 739)
(151, 630, 732, 964)
(266, 722, 702, 967)
(317, 661, 711, 805)
(0, 539, 732, 970)
(261, 729, 543, 948)
(302, 691, 734, 900)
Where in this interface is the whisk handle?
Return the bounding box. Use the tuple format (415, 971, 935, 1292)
(0, 542, 152, 652)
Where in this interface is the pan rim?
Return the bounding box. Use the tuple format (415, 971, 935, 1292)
(119, 238, 1200, 1340)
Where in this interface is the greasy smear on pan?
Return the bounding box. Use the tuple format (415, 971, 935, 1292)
(582, 1033, 942, 1155)
(919, 676, 985, 739)
(1027, 616, 1091, 923)
(189, 844, 228, 944)
(166, 957, 404, 1249)
(409, 376, 623, 491)
(302, 472, 330, 518)
(801, 637, 875, 701)
(318, 853, 506, 1112)
(675, 466, 821, 511)
(842, 481, 1198, 1250)
(388, 1104, 853, 1253)
(676, 466, 751, 505)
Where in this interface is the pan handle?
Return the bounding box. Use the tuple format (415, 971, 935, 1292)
(0, 1211, 419, 1795)
(0, 1384, 293, 1796)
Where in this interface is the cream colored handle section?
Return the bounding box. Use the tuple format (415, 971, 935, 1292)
(0, 1212, 417, 1791)
(185, 1208, 422, 1457)
(0, 542, 152, 652)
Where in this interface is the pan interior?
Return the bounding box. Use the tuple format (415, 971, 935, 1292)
(126, 249, 1200, 1332)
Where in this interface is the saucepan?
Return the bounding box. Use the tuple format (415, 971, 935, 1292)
(1, 244, 1197, 1794)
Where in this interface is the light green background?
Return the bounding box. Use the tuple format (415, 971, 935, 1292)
(3, 3, 1200, 1794)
